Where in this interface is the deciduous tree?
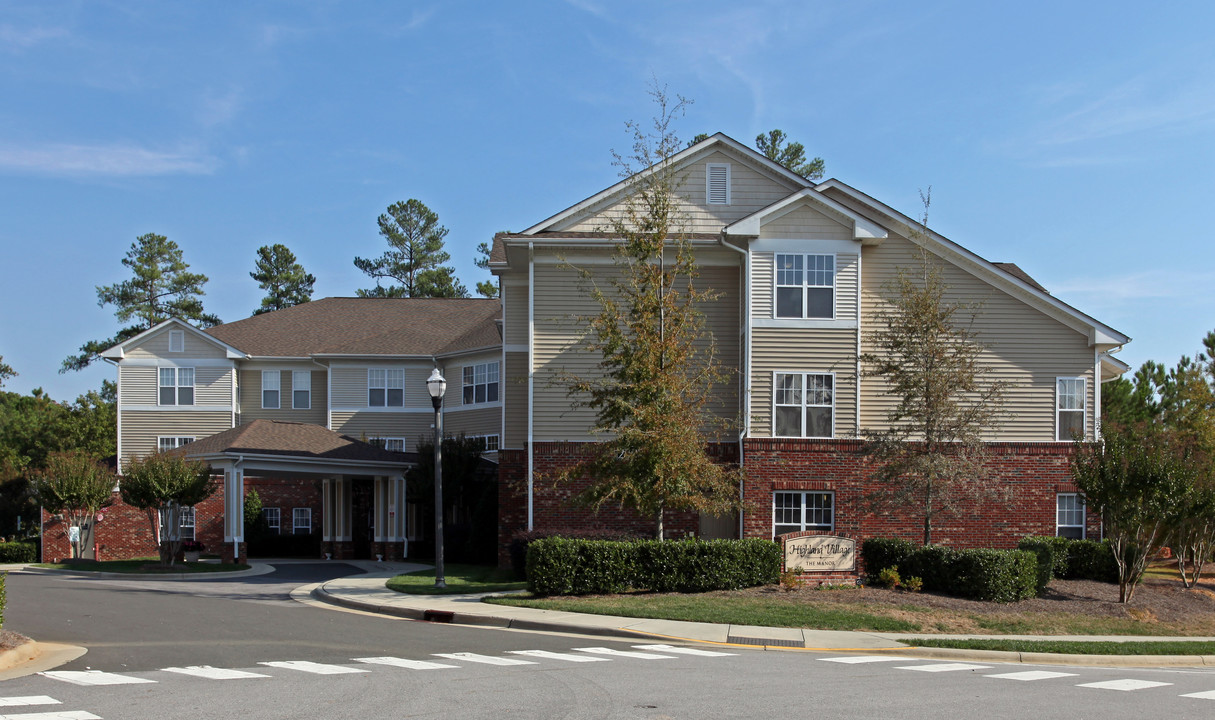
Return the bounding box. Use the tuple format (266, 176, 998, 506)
(251, 244, 315, 315)
(63, 233, 220, 372)
(31, 451, 115, 559)
(355, 199, 468, 298)
(120, 453, 217, 566)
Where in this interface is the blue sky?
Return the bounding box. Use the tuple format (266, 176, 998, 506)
(3, 1, 1213, 401)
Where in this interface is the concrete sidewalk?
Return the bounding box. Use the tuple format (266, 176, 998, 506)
(308, 569, 1215, 667)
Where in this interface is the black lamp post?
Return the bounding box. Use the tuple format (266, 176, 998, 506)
(426, 368, 447, 588)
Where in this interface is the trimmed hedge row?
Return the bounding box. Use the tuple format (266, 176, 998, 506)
(0, 541, 36, 564)
(1017, 536, 1119, 585)
(861, 538, 1037, 603)
(526, 538, 781, 596)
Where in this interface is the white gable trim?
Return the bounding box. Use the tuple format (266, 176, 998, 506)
(817, 179, 1130, 348)
(521, 133, 811, 235)
(724, 188, 888, 243)
(100, 318, 247, 360)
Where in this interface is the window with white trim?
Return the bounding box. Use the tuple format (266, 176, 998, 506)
(706, 163, 730, 205)
(262, 370, 280, 409)
(292, 371, 311, 409)
(469, 434, 500, 453)
(158, 367, 194, 406)
(179, 506, 196, 541)
(168, 330, 184, 352)
(368, 368, 404, 407)
(293, 507, 312, 535)
(774, 372, 834, 438)
(1056, 493, 1085, 539)
(775, 253, 835, 319)
(372, 437, 406, 453)
(773, 492, 834, 536)
(1056, 377, 1086, 441)
(263, 507, 281, 533)
(462, 362, 499, 405)
(157, 436, 195, 453)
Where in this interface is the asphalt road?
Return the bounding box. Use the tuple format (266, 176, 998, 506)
(4, 565, 1215, 719)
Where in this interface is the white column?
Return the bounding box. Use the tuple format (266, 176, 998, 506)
(223, 467, 244, 542)
(322, 478, 333, 542)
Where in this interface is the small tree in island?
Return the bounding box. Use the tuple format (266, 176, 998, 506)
(558, 84, 741, 540)
(121, 453, 218, 566)
(32, 451, 116, 559)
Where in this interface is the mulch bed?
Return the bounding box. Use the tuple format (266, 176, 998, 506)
(0, 629, 31, 652)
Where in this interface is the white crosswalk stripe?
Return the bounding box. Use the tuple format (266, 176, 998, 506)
(1180, 690, 1215, 700)
(896, 663, 991, 673)
(0, 699, 59, 709)
(354, 657, 459, 670)
(632, 644, 736, 657)
(0, 712, 101, 720)
(161, 666, 271, 680)
(1078, 679, 1173, 692)
(40, 671, 156, 686)
(507, 650, 610, 663)
(433, 653, 536, 666)
(574, 647, 676, 660)
(258, 661, 368, 675)
(985, 670, 1078, 681)
(820, 656, 908, 664)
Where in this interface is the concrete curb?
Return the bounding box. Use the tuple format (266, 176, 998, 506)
(884, 645, 1215, 668)
(0, 642, 88, 681)
(0, 640, 39, 672)
(13, 562, 274, 581)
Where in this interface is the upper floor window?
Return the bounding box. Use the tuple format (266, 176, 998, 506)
(469, 434, 500, 453)
(774, 372, 833, 438)
(1056, 377, 1086, 441)
(463, 362, 499, 405)
(775, 253, 834, 319)
(158, 436, 195, 452)
(292, 371, 311, 410)
(368, 368, 404, 407)
(773, 491, 834, 536)
(262, 370, 280, 409)
(1056, 493, 1085, 539)
(706, 163, 730, 205)
(159, 367, 194, 406)
(168, 330, 184, 352)
(371, 437, 406, 453)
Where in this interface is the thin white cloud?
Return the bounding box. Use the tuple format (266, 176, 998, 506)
(562, 0, 610, 19)
(0, 143, 218, 177)
(1035, 77, 1215, 147)
(0, 23, 68, 51)
(197, 88, 243, 128)
(1050, 270, 1215, 305)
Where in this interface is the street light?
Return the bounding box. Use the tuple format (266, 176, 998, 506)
(426, 368, 447, 589)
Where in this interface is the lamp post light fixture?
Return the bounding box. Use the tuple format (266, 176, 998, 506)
(426, 368, 447, 589)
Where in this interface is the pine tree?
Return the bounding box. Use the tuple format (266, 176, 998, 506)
(250, 244, 316, 315)
(755, 129, 825, 181)
(474, 241, 498, 298)
(354, 199, 468, 298)
(0, 357, 14, 388)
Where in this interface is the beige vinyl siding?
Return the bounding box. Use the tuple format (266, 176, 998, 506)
(238, 368, 326, 426)
(752, 253, 774, 318)
(330, 411, 433, 452)
(751, 328, 858, 437)
(836, 254, 859, 321)
(445, 406, 502, 439)
(503, 351, 528, 448)
(759, 205, 852, 241)
(503, 281, 528, 346)
(123, 326, 231, 360)
(119, 364, 233, 407)
(119, 410, 233, 465)
(752, 251, 858, 322)
(561, 151, 800, 234)
(329, 364, 432, 409)
(531, 256, 741, 441)
(859, 233, 1096, 441)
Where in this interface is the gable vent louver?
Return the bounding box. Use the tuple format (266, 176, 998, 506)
(707, 163, 730, 205)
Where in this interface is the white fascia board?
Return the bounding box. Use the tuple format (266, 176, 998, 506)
(186, 451, 412, 474)
(521, 133, 811, 234)
(818, 179, 1131, 348)
(724, 189, 888, 242)
(1100, 353, 1131, 382)
(100, 318, 249, 360)
(309, 353, 435, 360)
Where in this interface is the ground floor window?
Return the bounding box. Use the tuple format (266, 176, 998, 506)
(1056, 493, 1085, 539)
(773, 491, 834, 536)
(179, 507, 195, 541)
(263, 507, 281, 533)
(293, 507, 312, 534)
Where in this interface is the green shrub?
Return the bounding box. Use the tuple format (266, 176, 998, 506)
(509, 529, 638, 580)
(0, 541, 36, 564)
(948, 548, 1038, 603)
(903, 544, 955, 590)
(1066, 539, 1120, 582)
(877, 566, 901, 588)
(1016, 537, 1061, 595)
(861, 537, 916, 581)
(903, 575, 923, 593)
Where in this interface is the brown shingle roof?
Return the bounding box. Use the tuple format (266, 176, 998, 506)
(177, 420, 410, 463)
(992, 262, 1049, 294)
(203, 297, 501, 357)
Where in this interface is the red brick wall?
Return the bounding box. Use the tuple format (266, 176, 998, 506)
(245, 477, 323, 537)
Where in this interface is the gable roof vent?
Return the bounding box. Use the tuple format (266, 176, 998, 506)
(707, 163, 730, 205)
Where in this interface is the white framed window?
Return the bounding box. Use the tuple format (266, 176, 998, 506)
(372, 437, 406, 453)
(368, 368, 404, 407)
(706, 163, 731, 205)
(773, 372, 834, 438)
(168, 330, 184, 352)
(462, 362, 500, 405)
(292, 370, 311, 409)
(775, 253, 835, 319)
(773, 491, 834, 536)
(262, 370, 280, 409)
(157, 436, 195, 452)
(469, 434, 500, 453)
(263, 507, 281, 533)
(179, 506, 196, 541)
(1056, 377, 1086, 441)
(1056, 493, 1085, 539)
(293, 507, 312, 535)
(158, 367, 195, 406)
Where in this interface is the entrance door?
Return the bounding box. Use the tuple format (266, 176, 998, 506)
(351, 479, 374, 559)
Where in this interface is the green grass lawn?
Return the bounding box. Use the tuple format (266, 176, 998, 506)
(34, 558, 250, 574)
(484, 592, 920, 632)
(905, 637, 1215, 655)
(386, 564, 527, 595)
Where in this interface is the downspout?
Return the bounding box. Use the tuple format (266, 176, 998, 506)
(527, 241, 535, 531)
(719, 231, 749, 538)
(856, 252, 863, 436)
(1093, 348, 1101, 441)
